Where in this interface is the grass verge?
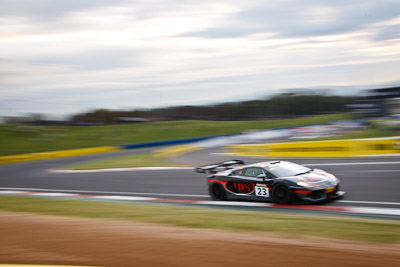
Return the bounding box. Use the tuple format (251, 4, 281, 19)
(0, 114, 350, 156)
(0, 195, 399, 244)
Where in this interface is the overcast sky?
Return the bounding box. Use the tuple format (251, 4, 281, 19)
(1, 0, 400, 118)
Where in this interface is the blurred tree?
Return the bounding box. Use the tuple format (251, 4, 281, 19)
(70, 92, 356, 123)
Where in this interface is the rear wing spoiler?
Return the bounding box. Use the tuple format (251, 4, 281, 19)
(194, 159, 245, 174)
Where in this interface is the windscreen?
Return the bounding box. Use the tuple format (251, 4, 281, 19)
(267, 162, 311, 177)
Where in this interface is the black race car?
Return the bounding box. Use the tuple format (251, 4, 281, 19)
(195, 160, 345, 204)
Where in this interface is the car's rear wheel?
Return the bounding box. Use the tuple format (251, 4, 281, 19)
(209, 183, 227, 201)
(272, 184, 292, 204)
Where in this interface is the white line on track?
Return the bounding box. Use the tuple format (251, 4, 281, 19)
(304, 161, 400, 166)
(338, 200, 400, 205)
(348, 207, 400, 216)
(344, 170, 400, 173)
(1, 187, 399, 206)
(0, 187, 209, 198)
(92, 195, 156, 201)
(48, 167, 193, 173)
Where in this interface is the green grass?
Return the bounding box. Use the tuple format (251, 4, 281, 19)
(67, 153, 178, 170)
(0, 195, 399, 243)
(0, 114, 350, 156)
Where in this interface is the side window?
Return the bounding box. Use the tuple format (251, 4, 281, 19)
(244, 167, 265, 178)
(232, 168, 245, 176)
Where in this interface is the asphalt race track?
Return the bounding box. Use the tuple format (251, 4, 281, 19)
(1, 147, 400, 210)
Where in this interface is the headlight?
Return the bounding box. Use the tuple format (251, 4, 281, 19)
(297, 181, 311, 187)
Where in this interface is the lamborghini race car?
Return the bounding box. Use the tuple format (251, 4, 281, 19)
(195, 160, 345, 204)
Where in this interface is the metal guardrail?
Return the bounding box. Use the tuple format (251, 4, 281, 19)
(120, 135, 231, 149)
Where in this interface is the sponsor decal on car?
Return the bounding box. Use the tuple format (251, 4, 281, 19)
(225, 182, 255, 194)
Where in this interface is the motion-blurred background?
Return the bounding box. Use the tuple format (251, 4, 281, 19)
(1, 87, 399, 156)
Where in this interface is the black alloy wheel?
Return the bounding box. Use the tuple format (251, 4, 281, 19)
(209, 183, 227, 201)
(272, 184, 292, 204)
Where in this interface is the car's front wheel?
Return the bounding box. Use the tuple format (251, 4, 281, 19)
(209, 183, 227, 201)
(272, 184, 292, 204)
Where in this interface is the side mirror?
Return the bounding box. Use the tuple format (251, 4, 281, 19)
(257, 174, 267, 179)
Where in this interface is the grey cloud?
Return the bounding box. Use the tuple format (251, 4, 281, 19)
(187, 0, 400, 39)
(0, 0, 198, 23)
(30, 48, 143, 70)
(0, 0, 128, 20)
(373, 24, 400, 41)
(184, 26, 258, 38)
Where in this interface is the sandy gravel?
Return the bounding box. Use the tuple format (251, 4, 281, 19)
(0, 212, 399, 267)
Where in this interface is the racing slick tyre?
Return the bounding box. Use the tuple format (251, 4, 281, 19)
(209, 183, 227, 201)
(272, 184, 292, 204)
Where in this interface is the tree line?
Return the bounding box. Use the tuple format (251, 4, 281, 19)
(71, 92, 356, 123)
